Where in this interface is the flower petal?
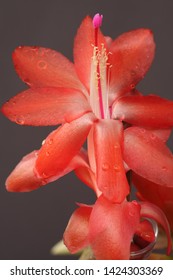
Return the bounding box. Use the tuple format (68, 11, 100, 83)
(35, 113, 95, 179)
(93, 119, 129, 202)
(13, 46, 86, 92)
(63, 204, 92, 253)
(124, 127, 173, 186)
(109, 29, 155, 103)
(89, 196, 141, 259)
(132, 172, 173, 231)
(2, 87, 91, 126)
(112, 95, 173, 128)
(6, 148, 89, 192)
(140, 202, 172, 255)
(6, 151, 43, 192)
(74, 16, 106, 91)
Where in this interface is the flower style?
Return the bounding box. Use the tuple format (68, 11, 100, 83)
(2, 13, 173, 259)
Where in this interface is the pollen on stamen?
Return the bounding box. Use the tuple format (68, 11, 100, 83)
(93, 13, 103, 29)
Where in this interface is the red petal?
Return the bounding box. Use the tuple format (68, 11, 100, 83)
(89, 196, 141, 259)
(63, 204, 92, 253)
(108, 29, 155, 103)
(124, 127, 173, 186)
(35, 113, 95, 179)
(112, 95, 173, 128)
(132, 173, 173, 231)
(93, 120, 129, 202)
(74, 16, 106, 91)
(6, 148, 89, 192)
(2, 87, 91, 126)
(13, 46, 86, 92)
(134, 220, 155, 244)
(6, 151, 43, 192)
(140, 202, 172, 255)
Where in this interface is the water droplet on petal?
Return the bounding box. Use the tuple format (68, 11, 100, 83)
(132, 200, 138, 206)
(37, 60, 47, 69)
(129, 210, 136, 217)
(131, 70, 136, 76)
(113, 165, 120, 172)
(114, 144, 119, 149)
(16, 116, 25, 125)
(48, 138, 53, 145)
(140, 128, 146, 133)
(102, 163, 109, 171)
(42, 172, 49, 179)
(130, 83, 135, 89)
(150, 133, 156, 140)
(46, 151, 50, 156)
(42, 139, 46, 146)
(162, 166, 167, 171)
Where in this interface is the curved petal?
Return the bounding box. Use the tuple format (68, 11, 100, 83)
(133, 220, 155, 250)
(140, 202, 172, 255)
(89, 196, 141, 260)
(6, 151, 43, 192)
(63, 204, 92, 253)
(35, 113, 95, 179)
(93, 119, 129, 202)
(132, 172, 173, 231)
(124, 127, 173, 186)
(13, 46, 86, 92)
(112, 95, 173, 128)
(1, 87, 91, 126)
(108, 29, 155, 103)
(6, 148, 89, 192)
(74, 16, 106, 91)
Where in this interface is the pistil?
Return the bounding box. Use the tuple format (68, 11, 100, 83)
(92, 13, 105, 119)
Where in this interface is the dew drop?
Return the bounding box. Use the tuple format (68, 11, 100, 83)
(42, 139, 46, 146)
(162, 166, 167, 171)
(150, 133, 156, 140)
(131, 70, 136, 76)
(12, 100, 16, 105)
(102, 163, 109, 171)
(46, 151, 50, 156)
(114, 144, 119, 149)
(130, 83, 135, 89)
(48, 138, 53, 145)
(15, 116, 25, 125)
(37, 60, 47, 69)
(140, 128, 146, 133)
(129, 210, 135, 217)
(31, 46, 38, 51)
(42, 172, 49, 179)
(113, 165, 120, 172)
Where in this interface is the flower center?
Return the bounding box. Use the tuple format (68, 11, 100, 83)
(90, 14, 110, 119)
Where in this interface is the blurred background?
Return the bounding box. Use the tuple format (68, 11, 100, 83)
(0, 0, 173, 259)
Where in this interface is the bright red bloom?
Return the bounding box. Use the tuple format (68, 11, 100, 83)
(2, 16, 173, 203)
(63, 196, 171, 259)
(2, 14, 173, 259)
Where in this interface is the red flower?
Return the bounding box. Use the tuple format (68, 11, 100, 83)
(63, 196, 171, 259)
(2, 13, 173, 260)
(2, 15, 173, 204)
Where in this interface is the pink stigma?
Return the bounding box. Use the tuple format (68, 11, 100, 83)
(93, 13, 103, 29)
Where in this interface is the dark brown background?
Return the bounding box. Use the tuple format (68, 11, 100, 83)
(0, 0, 173, 259)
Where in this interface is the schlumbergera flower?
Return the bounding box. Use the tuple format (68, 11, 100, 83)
(2, 13, 173, 259)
